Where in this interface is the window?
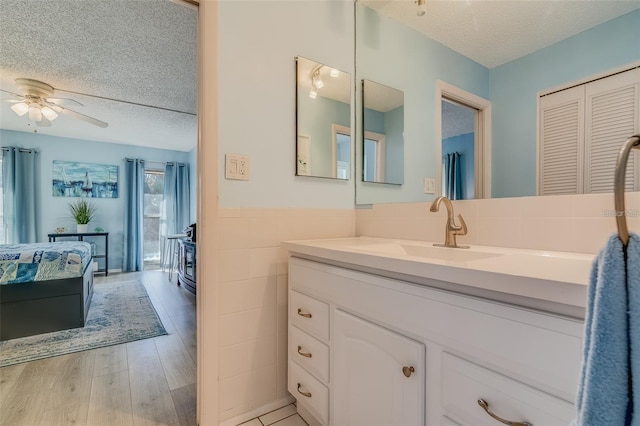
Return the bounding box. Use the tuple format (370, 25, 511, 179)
(332, 124, 351, 179)
(143, 170, 164, 267)
(363, 131, 386, 182)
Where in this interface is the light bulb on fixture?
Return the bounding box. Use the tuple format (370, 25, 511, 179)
(28, 105, 43, 122)
(309, 87, 318, 99)
(330, 68, 340, 78)
(312, 71, 324, 89)
(416, 0, 426, 16)
(10, 102, 29, 116)
(41, 106, 59, 121)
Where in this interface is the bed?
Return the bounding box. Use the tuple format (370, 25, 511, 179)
(0, 241, 94, 340)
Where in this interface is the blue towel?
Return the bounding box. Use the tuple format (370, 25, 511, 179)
(574, 233, 640, 426)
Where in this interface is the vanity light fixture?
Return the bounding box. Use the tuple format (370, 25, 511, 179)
(416, 0, 426, 16)
(309, 85, 318, 99)
(312, 70, 324, 89)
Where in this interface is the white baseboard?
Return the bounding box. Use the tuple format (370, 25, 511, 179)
(219, 396, 295, 426)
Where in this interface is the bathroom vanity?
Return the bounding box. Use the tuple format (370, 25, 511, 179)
(284, 237, 593, 426)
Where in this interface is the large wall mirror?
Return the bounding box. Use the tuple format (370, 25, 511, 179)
(296, 56, 352, 180)
(355, 0, 640, 204)
(362, 79, 404, 185)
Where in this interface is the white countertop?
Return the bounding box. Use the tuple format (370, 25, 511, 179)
(283, 237, 596, 316)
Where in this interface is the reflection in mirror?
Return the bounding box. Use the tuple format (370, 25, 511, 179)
(441, 99, 475, 200)
(355, 1, 639, 204)
(296, 56, 352, 180)
(362, 80, 404, 185)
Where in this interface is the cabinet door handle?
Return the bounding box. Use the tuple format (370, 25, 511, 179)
(297, 308, 312, 318)
(297, 383, 312, 398)
(477, 399, 532, 426)
(402, 366, 415, 377)
(297, 345, 312, 358)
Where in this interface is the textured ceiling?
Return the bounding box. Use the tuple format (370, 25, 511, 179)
(0, 0, 197, 151)
(360, 0, 640, 68)
(442, 100, 475, 139)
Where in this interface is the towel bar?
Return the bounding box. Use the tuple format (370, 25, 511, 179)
(614, 134, 640, 246)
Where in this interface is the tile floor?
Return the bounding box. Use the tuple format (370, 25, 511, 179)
(239, 404, 307, 426)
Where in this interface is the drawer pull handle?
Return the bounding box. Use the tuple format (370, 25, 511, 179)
(297, 346, 312, 358)
(297, 308, 312, 318)
(402, 366, 415, 377)
(297, 383, 312, 398)
(477, 399, 532, 426)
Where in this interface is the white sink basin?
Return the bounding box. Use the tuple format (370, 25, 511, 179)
(349, 242, 504, 262)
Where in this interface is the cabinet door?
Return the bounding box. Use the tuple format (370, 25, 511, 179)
(332, 310, 425, 426)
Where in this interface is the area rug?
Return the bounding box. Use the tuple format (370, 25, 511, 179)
(0, 280, 167, 367)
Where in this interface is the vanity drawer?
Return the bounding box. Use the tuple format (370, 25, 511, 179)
(290, 290, 329, 341)
(290, 325, 329, 383)
(289, 359, 329, 425)
(441, 352, 574, 426)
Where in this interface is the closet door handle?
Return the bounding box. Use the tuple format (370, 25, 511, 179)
(477, 399, 532, 426)
(297, 346, 312, 358)
(297, 383, 312, 398)
(297, 308, 312, 318)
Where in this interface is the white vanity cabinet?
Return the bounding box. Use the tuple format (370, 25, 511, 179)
(287, 255, 584, 426)
(332, 310, 425, 426)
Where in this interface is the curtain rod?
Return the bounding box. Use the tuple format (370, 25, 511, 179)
(2, 147, 38, 153)
(123, 158, 187, 167)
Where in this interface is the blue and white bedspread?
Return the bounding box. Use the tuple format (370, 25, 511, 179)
(0, 242, 92, 284)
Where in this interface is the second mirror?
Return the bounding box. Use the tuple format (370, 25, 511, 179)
(296, 56, 352, 180)
(362, 80, 404, 184)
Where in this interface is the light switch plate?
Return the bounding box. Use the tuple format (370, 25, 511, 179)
(225, 154, 250, 180)
(424, 177, 436, 194)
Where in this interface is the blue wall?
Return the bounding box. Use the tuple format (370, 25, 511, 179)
(298, 94, 351, 178)
(0, 129, 193, 271)
(490, 9, 640, 198)
(442, 132, 475, 200)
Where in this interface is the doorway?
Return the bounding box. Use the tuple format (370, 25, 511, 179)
(436, 80, 492, 199)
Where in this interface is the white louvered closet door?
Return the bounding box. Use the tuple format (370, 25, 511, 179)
(585, 68, 640, 193)
(539, 86, 584, 195)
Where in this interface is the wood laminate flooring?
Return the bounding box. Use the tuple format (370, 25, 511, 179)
(0, 270, 197, 426)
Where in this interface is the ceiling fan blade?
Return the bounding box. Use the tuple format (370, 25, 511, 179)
(52, 104, 109, 128)
(0, 88, 24, 99)
(46, 97, 84, 107)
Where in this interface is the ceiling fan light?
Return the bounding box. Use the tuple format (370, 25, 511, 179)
(41, 106, 59, 121)
(28, 105, 43, 122)
(10, 102, 29, 116)
(330, 68, 340, 78)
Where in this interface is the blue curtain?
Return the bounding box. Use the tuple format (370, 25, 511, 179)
(123, 158, 145, 272)
(162, 162, 190, 236)
(443, 152, 463, 200)
(2, 147, 39, 244)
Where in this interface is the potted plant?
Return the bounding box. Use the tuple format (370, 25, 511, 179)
(68, 199, 97, 233)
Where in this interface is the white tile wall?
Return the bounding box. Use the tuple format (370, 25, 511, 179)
(356, 192, 640, 255)
(218, 208, 356, 422)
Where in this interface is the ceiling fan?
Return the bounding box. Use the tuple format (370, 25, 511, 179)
(1, 78, 108, 128)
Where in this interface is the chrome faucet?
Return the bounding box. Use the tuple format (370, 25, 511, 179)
(430, 196, 469, 249)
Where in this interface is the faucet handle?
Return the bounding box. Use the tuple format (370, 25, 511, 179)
(453, 214, 468, 236)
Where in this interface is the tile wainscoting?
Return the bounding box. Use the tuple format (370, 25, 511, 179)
(217, 208, 355, 424)
(356, 193, 640, 255)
